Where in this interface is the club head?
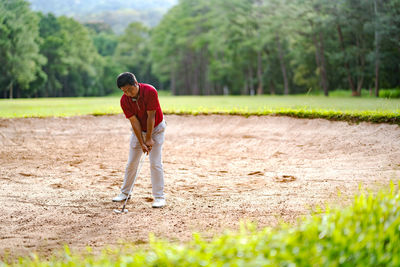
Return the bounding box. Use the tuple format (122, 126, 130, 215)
(113, 208, 128, 214)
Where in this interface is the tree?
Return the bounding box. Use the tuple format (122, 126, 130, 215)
(371, 0, 400, 95)
(114, 22, 156, 85)
(84, 22, 123, 95)
(35, 14, 105, 97)
(0, 0, 46, 98)
(209, 0, 260, 95)
(150, 5, 182, 94)
(257, 0, 294, 95)
(37, 12, 66, 96)
(287, 0, 335, 96)
(151, 0, 214, 95)
(331, 0, 373, 96)
(57, 16, 104, 96)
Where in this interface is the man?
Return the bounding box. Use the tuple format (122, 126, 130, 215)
(113, 72, 166, 208)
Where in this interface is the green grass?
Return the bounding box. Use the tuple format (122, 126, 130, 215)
(3, 185, 400, 266)
(0, 97, 121, 118)
(308, 88, 400, 98)
(0, 94, 399, 124)
(160, 95, 399, 113)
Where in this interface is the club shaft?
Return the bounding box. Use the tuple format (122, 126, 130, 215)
(120, 153, 146, 211)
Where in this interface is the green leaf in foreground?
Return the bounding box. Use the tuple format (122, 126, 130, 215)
(4, 184, 400, 266)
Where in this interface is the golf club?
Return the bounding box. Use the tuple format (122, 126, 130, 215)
(114, 152, 147, 214)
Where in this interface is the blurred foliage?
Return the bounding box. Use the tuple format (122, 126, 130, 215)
(379, 89, 400, 99)
(3, 185, 400, 266)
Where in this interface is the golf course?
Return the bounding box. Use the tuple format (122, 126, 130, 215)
(2, 0, 400, 265)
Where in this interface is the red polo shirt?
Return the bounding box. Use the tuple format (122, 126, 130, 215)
(120, 83, 163, 132)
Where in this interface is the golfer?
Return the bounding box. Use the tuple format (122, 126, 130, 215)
(112, 72, 166, 208)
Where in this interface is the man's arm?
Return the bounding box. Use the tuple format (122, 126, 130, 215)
(129, 115, 149, 154)
(145, 110, 156, 151)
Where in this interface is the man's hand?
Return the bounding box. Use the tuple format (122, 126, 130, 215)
(145, 110, 156, 152)
(145, 138, 155, 152)
(141, 143, 150, 154)
(129, 115, 149, 154)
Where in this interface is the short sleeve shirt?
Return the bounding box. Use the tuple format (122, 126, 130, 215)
(120, 83, 163, 132)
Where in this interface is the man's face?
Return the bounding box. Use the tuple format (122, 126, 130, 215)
(120, 83, 139, 98)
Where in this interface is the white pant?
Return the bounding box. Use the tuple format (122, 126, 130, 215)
(120, 120, 166, 199)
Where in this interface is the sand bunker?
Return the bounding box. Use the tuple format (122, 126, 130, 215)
(0, 115, 399, 258)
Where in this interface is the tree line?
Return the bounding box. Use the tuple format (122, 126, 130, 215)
(1, 0, 399, 98)
(152, 0, 400, 96)
(1, 0, 121, 98)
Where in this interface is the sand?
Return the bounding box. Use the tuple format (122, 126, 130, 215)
(0, 114, 399, 259)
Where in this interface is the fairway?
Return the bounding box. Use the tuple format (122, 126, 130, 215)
(160, 95, 400, 114)
(1, 114, 399, 258)
(0, 95, 399, 119)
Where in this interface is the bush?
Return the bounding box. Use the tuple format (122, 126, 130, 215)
(328, 89, 372, 97)
(379, 89, 400, 99)
(4, 184, 400, 266)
